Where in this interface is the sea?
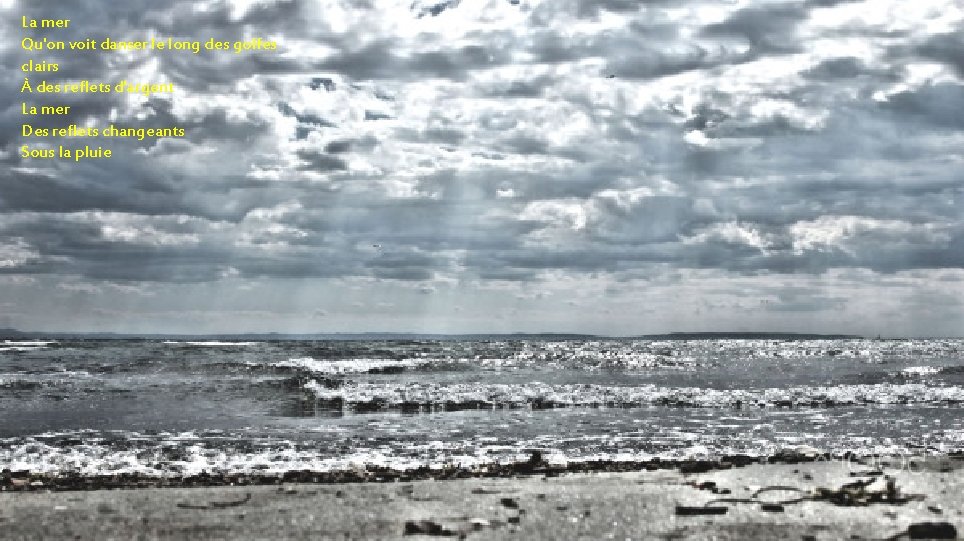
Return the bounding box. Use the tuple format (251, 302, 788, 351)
(1, 337, 962, 477)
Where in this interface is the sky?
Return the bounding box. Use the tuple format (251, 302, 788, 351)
(1, 0, 963, 336)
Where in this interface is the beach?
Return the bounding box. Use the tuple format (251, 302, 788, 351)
(2, 339, 964, 538)
(1, 458, 961, 540)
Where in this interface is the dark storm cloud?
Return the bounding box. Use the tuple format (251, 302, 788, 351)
(307, 38, 516, 82)
(590, 196, 696, 244)
(525, 23, 742, 80)
(323, 140, 352, 154)
(296, 149, 348, 171)
(309, 77, 337, 91)
(363, 110, 392, 121)
(478, 76, 556, 99)
(682, 104, 730, 131)
(279, 103, 337, 128)
(415, 0, 460, 19)
(702, 3, 809, 55)
(0, 162, 183, 215)
(916, 32, 964, 77)
(570, 0, 650, 19)
(0, 215, 218, 282)
(421, 128, 465, 146)
(879, 83, 964, 129)
(804, 0, 864, 7)
(803, 57, 865, 79)
(496, 134, 551, 156)
(605, 44, 720, 80)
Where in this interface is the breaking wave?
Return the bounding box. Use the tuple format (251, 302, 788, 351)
(304, 381, 964, 412)
(272, 357, 437, 375)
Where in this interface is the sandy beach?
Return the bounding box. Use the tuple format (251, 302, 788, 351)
(1, 458, 961, 540)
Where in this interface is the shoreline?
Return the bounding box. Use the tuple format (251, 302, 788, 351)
(3, 451, 962, 492)
(1, 459, 961, 539)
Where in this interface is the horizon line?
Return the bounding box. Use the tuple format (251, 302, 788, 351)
(8, 328, 961, 339)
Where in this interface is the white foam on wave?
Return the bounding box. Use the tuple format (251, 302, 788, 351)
(901, 366, 942, 376)
(3, 429, 958, 478)
(0, 340, 55, 352)
(482, 338, 964, 369)
(274, 357, 433, 374)
(304, 381, 964, 410)
(0, 426, 782, 477)
(0, 370, 94, 387)
(0, 435, 440, 477)
(590, 338, 962, 363)
(163, 341, 258, 346)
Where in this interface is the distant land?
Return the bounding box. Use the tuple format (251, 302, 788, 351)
(0, 328, 866, 341)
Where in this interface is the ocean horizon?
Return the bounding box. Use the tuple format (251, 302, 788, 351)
(3, 336, 962, 480)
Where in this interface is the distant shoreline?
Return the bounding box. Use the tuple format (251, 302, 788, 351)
(0, 329, 871, 341)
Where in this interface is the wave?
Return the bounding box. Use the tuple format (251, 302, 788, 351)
(0, 371, 94, 389)
(900, 366, 943, 377)
(162, 341, 259, 346)
(2, 340, 57, 346)
(303, 381, 964, 412)
(0, 431, 458, 477)
(506, 338, 964, 362)
(0, 340, 56, 352)
(2, 429, 961, 478)
(272, 357, 439, 375)
(272, 354, 700, 375)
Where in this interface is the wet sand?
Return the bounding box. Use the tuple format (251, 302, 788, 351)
(0, 459, 961, 540)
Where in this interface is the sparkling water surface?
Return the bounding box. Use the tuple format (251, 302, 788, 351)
(1, 338, 962, 476)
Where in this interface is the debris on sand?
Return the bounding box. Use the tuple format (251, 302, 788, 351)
(811, 476, 922, 506)
(702, 476, 923, 510)
(686, 480, 731, 495)
(705, 485, 808, 508)
(403, 520, 456, 536)
(675, 505, 728, 516)
(905, 522, 957, 539)
(679, 462, 716, 474)
(175, 493, 251, 510)
(500, 497, 519, 509)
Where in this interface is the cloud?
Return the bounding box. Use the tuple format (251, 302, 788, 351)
(916, 32, 964, 77)
(702, 3, 809, 55)
(1, 0, 962, 333)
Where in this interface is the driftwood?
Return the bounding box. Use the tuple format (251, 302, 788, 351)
(700, 476, 923, 511)
(176, 492, 252, 510)
(675, 505, 728, 516)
